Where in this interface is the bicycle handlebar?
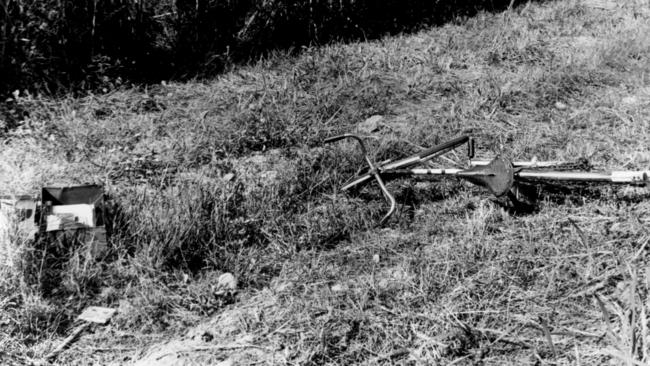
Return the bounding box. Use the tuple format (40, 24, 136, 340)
(324, 133, 395, 225)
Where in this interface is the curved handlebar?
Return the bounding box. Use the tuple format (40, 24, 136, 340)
(323, 134, 354, 144)
(324, 133, 472, 225)
(324, 134, 369, 156)
(324, 133, 395, 225)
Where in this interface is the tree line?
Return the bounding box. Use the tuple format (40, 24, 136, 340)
(0, 0, 521, 96)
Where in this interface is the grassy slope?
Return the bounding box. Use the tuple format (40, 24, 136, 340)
(2, 0, 650, 364)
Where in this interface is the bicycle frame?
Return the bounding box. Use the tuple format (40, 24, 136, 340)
(325, 134, 650, 225)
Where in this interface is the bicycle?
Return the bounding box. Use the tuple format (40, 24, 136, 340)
(324, 134, 649, 225)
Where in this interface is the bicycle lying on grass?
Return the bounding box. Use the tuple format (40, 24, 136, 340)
(325, 134, 650, 225)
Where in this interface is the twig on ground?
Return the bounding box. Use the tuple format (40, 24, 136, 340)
(538, 316, 557, 359)
(155, 344, 274, 361)
(44, 323, 91, 362)
(568, 218, 591, 249)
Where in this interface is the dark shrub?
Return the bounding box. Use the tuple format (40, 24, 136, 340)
(0, 0, 524, 96)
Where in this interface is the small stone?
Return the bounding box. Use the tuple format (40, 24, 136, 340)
(99, 286, 117, 301)
(377, 278, 389, 289)
(222, 173, 235, 182)
(117, 299, 135, 317)
(554, 101, 567, 110)
(217, 273, 237, 291)
(357, 115, 384, 133)
(372, 254, 380, 263)
(273, 281, 292, 293)
(331, 283, 348, 293)
(622, 96, 638, 105)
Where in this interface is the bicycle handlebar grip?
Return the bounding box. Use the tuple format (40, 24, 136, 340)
(324, 134, 355, 144)
(417, 135, 470, 159)
(468, 137, 475, 159)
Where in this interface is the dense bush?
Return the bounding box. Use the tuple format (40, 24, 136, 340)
(0, 0, 522, 97)
(0, 0, 172, 94)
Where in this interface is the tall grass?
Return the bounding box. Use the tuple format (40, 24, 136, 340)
(0, 0, 171, 94)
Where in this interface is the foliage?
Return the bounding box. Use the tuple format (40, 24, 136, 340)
(0, 0, 524, 99)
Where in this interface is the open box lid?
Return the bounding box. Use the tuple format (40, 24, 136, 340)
(42, 185, 104, 206)
(41, 185, 106, 231)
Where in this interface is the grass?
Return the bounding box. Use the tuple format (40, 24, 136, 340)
(1, 0, 650, 364)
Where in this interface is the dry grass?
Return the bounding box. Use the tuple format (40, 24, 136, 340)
(1, 0, 650, 364)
